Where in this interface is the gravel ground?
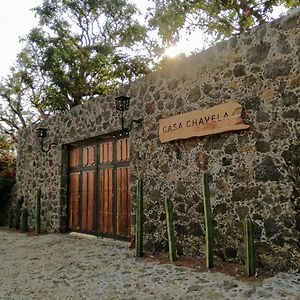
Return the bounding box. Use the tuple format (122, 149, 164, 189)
(0, 230, 299, 300)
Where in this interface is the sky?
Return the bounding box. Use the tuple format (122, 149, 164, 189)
(0, 1, 288, 80)
(0, 0, 42, 79)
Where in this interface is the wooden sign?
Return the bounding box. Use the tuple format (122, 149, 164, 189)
(159, 101, 249, 143)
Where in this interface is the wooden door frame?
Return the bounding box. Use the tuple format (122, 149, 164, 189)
(66, 131, 131, 241)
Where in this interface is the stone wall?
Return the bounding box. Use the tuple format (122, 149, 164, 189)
(17, 11, 300, 272)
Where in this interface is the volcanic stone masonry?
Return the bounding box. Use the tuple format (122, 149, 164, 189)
(16, 11, 300, 272)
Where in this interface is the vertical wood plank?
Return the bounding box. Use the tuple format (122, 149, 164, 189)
(74, 173, 80, 229)
(69, 149, 80, 168)
(127, 167, 131, 236)
(68, 173, 80, 230)
(69, 150, 74, 168)
(82, 172, 88, 231)
(87, 171, 94, 231)
(99, 170, 104, 233)
(103, 169, 107, 233)
(108, 142, 113, 163)
(121, 168, 126, 235)
(122, 167, 129, 236)
(117, 140, 122, 161)
(68, 175, 74, 228)
(88, 147, 95, 166)
(108, 168, 113, 233)
(103, 143, 108, 164)
(116, 168, 121, 235)
(121, 140, 126, 161)
(83, 148, 87, 166)
(99, 144, 103, 164)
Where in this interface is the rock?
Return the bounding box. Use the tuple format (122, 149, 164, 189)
(236, 206, 249, 220)
(282, 144, 300, 166)
(255, 156, 283, 182)
(175, 224, 188, 235)
(244, 96, 261, 110)
(256, 111, 270, 122)
(190, 222, 202, 236)
(254, 23, 267, 41)
(264, 218, 278, 238)
(264, 59, 292, 79)
(247, 43, 271, 64)
(214, 203, 229, 214)
(222, 157, 231, 166)
(232, 186, 259, 202)
(282, 110, 300, 121)
(203, 84, 213, 95)
(187, 285, 202, 292)
(256, 290, 273, 298)
(176, 182, 187, 195)
(269, 122, 289, 140)
(168, 79, 179, 89)
(255, 141, 270, 153)
(281, 15, 299, 30)
(277, 33, 292, 54)
(224, 248, 237, 260)
(233, 65, 246, 77)
(161, 164, 170, 174)
(145, 101, 156, 114)
(150, 189, 161, 201)
(243, 286, 256, 297)
(224, 143, 238, 155)
(282, 92, 298, 106)
(195, 153, 209, 170)
(188, 85, 201, 102)
(295, 212, 300, 232)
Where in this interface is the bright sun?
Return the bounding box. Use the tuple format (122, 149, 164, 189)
(164, 45, 181, 58)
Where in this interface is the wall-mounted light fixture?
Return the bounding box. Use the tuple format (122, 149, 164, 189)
(115, 95, 143, 132)
(36, 127, 57, 153)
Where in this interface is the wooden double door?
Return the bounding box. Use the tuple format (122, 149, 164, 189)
(68, 135, 131, 239)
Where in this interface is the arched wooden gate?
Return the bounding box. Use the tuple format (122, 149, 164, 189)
(67, 134, 131, 239)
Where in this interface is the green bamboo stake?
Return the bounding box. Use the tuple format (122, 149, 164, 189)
(244, 216, 255, 276)
(202, 172, 213, 269)
(36, 189, 41, 235)
(164, 198, 176, 262)
(135, 178, 143, 257)
(21, 207, 29, 232)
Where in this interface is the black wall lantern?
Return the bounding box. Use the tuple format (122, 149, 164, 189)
(115, 95, 143, 132)
(36, 127, 57, 153)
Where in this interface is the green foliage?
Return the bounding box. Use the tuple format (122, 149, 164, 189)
(202, 172, 213, 269)
(0, 0, 159, 130)
(135, 178, 144, 257)
(0, 136, 16, 180)
(18, 0, 156, 111)
(149, 0, 300, 42)
(164, 198, 176, 262)
(244, 216, 255, 276)
(0, 136, 15, 226)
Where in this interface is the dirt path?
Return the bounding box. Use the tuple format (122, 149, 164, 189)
(0, 230, 299, 300)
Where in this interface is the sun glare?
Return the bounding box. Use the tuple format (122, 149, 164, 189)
(165, 45, 181, 58)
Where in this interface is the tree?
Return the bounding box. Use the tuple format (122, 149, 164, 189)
(19, 0, 156, 110)
(0, 66, 41, 136)
(0, 135, 16, 226)
(148, 0, 300, 42)
(0, 136, 16, 178)
(0, 0, 162, 140)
